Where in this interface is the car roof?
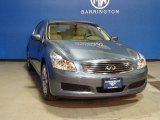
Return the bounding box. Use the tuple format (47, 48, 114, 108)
(45, 19, 98, 26)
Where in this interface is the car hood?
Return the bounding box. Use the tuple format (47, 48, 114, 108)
(49, 40, 138, 61)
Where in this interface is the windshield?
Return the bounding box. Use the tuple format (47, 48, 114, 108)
(47, 22, 110, 40)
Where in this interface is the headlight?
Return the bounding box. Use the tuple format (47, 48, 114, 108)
(137, 53, 146, 69)
(50, 51, 76, 72)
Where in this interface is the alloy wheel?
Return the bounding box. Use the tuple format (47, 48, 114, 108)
(41, 65, 49, 96)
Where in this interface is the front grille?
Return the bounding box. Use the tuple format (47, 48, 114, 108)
(61, 83, 91, 92)
(128, 79, 146, 89)
(82, 61, 133, 74)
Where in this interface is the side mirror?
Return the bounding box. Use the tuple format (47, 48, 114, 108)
(111, 36, 118, 42)
(32, 34, 41, 41)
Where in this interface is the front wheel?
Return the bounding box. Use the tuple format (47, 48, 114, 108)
(26, 50, 32, 70)
(41, 64, 57, 101)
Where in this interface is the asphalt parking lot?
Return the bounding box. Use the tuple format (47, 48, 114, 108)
(0, 61, 160, 120)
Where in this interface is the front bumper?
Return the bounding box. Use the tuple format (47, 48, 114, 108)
(49, 66, 147, 98)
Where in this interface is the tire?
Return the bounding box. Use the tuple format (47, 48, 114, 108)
(27, 50, 32, 70)
(41, 63, 57, 101)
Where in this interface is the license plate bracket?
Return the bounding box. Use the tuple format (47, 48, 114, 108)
(103, 78, 122, 89)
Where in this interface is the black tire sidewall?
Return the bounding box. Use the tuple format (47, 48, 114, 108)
(41, 64, 53, 100)
(27, 50, 31, 70)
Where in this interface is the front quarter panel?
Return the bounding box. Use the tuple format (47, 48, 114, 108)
(43, 41, 58, 79)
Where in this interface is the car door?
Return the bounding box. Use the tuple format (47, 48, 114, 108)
(29, 22, 45, 74)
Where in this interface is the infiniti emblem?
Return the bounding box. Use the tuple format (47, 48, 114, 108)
(106, 65, 116, 71)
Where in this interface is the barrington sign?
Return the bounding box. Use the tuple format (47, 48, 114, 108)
(91, 0, 110, 9)
(81, 0, 120, 15)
